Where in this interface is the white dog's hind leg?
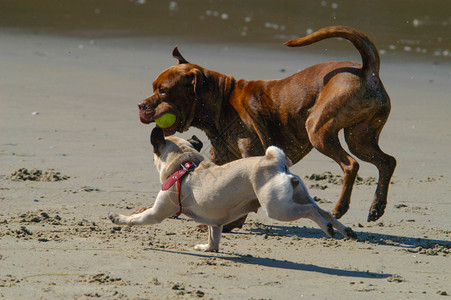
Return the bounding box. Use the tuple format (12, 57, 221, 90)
(194, 225, 223, 252)
(315, 205, 357, 239)
(264, 201, 335, 237)
(292, 204, 337, 238)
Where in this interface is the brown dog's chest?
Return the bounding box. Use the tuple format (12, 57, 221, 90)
(205, 116, 264, 165)
(205, 108, 312, 165)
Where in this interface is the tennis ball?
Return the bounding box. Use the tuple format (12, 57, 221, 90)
(155, 113, 176, 128)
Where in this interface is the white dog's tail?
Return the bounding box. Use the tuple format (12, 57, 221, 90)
(265, 146, 291, 167)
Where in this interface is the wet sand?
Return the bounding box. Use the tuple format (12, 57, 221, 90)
(0, 28, 450, 299)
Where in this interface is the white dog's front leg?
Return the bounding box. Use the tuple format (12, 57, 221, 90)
(108, 191, 179, 226)
(108, 212, 133, 225)
(194, 225, 223, 252)
(108, 208, 168, 226)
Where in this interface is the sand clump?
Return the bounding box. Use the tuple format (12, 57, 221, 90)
(84, 273, 124, 285)
(17, 211, 63, 225)
(407, 243, 451, 256)
(305, 171, 377, 186)
(8, 168, 69, 182)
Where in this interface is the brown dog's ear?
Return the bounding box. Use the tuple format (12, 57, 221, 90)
(173, 47, 189, 64)
(188, 135, 203, 152)
(150, 127, 166, 153)
(188, 69, 204, 99)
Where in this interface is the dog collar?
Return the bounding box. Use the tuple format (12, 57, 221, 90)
(161, 161, 197, 216)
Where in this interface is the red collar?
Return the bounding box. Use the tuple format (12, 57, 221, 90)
(161, 161, 197, 216)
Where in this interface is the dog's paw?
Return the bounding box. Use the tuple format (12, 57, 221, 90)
(194, 244, 218, 252)
(367, 203, 386, 222)
(332, 205, 349, 219)
(344, 227, 358, 240)
(108, 212, 123, 224)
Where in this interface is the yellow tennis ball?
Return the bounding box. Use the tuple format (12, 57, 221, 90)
(155, 113, 176, 128)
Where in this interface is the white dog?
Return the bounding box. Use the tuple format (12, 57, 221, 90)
(109, 127, 355, 252)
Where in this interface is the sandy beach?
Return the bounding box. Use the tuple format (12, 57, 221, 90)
(1, 23, 450, 300)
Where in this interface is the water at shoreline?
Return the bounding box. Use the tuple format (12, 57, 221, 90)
(1, 0, 450, 60)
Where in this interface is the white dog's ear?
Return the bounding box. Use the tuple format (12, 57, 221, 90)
(286, 157, 293, 167)
(188, 135, 203, 152)
(150, 127, 166, 153)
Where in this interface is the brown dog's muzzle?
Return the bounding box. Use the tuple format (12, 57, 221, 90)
(138, 102, 147, 111)
(138, 101, 155, 124)
(138, 99, 181, 136)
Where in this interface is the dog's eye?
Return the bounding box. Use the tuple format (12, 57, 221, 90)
(158, 88, 167, 96)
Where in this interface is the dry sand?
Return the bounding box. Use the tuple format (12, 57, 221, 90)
(1, 30, 450, 299)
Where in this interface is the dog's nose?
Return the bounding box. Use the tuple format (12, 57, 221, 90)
(138, 102, 147, 110)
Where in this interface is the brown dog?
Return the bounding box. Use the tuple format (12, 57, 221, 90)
(138, 26, 396, 229)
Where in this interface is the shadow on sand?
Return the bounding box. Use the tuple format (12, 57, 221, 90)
(147, 247, 391, 279)
(144, 222, 449, 279)
(244, 223, 451, 250)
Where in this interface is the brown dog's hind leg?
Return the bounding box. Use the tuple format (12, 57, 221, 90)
(313, 135, 359, 219)
(306, 115, 360, 219)
(344, 119, 396, 222)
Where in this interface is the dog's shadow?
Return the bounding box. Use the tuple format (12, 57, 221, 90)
(145, 223, 449, 279)
(243, 223, 451, 250)
(147, 247, 390, 279)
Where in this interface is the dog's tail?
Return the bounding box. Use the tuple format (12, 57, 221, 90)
(265, 146, 288, 166)
(265, 146, 300, 189)
(284, 26, 380, 76)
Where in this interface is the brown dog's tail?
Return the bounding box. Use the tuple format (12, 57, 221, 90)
(284, 26, 380, 76)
